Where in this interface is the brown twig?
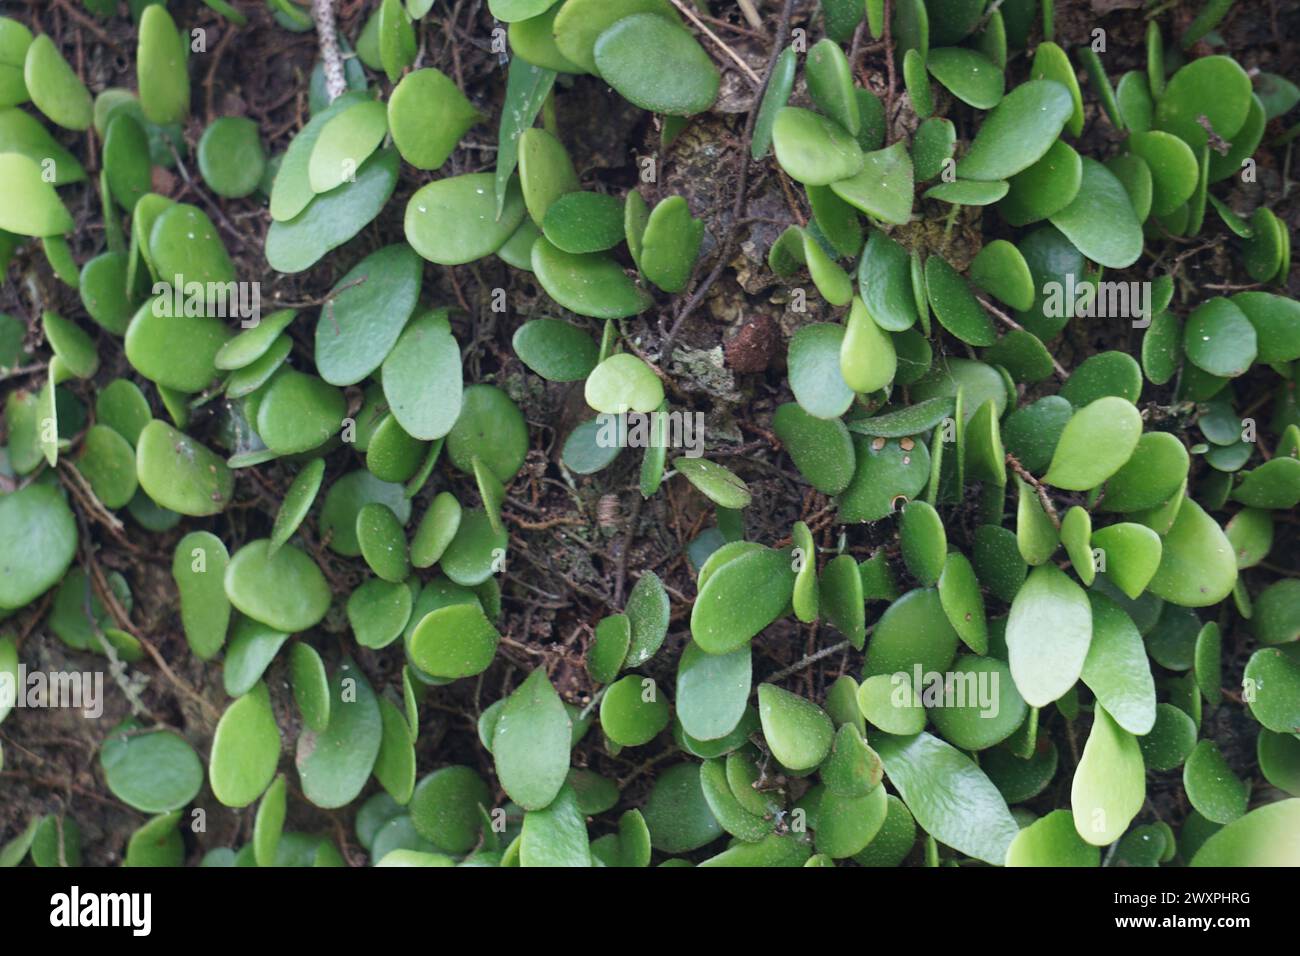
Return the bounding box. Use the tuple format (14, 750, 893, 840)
(767, 640, 854, 683)
(58, 461, 129, 542)
(612, 493, 644, 606)
(978, 296, 1069, 380)
(735, 0, 764, 32)
(667, 0, 762, 86)
(81, 538, 221, 725)
(1006, 452, 1061, 528)
(0, 362, 49, 384)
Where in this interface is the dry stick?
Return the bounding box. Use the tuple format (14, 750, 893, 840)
(82, 542, 222, 725)
(0, 362, 48, 384)
(203, 22, 238, 124)
(978, 296, 1070, 380)
(767, 639, 855, 683)
(616, 747, 679, 789)
(166, 142, 251, 251)
(58, 461, 127, 539)
(312, 0, 348, 103)
(612, 492, 644, 607)
(668, 0, 763, 86)
(51, 0, 122, 52)
(660, 0, 798, 359)
(736, 0, 765, 32)
(1006, 452, 1061, 528)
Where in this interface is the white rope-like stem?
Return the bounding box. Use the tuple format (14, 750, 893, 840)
(312, 0, 347, 102)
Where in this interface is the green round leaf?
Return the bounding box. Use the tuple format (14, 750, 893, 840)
(198, 117, 266, 199)
(640, 195, 704, 294)
(1042, 396, 1142, 491)
(1047, 158, 1143, 269)
(772, 402, 856, 495)
(296, 661, 382, 809)
(75, 424, 137, 509)
(1244, 646, 1300, 734)
(439, 508, 507, 587)
(1184, 739, 1248, 824)
(135, 420, 234, 516)
(266, 149, 399, 273)
(1007, 564, 1091, 707)
(864, 587, 959, 678)
(409, 766, 490, 854)
(406, 173, 525, 265)
(289, 642, 330, 733)
(841, 296, 897, 391)
(224, 539, 331, 632)
(1081, 592, 1156, 735)
(1155, 55, 1252, 152)
(829, 142, 914, 224)
(600, 674, 670, 746)
(1005, 809, 1099, 866)
(256, 370, 346, 455)
(320, 470, 410, 557)
(1100, 431, 1189, 512)
(531, 238, 652, 319)
(926, 46, 1003, 109)
(757, 683, 833, 771)
(675, 641, 750, 742)
(928, 654, 1026, 751)
(585, 353, 664, 414)
(772, 106, 864, 186)
(492, 668, 572, 811)
(1190, 800, 1300, 866)
(789, 323, 855, 419)
(0, 152, 74, 236)
(1146, 499, 1237, 608)
(388, 68, 480, 170)
(1070, 704, 1144, 846)
(690, 546, 794, 654)
(209, 682, 281, 808)
(101, 723, 203, 813)
(513, 318, 599, 383)
(1138, 702, 1198, 772)
(957, 80, 1074, 181)
(348, 577, 413, 649)
(587, 614, 631, 685)
(314, 243, 421, 386)
(137, 6, 189, 124)
(24, 34, 91, 131)
(356, 502, 410, 583)
(593, 14, 718, 116)
(409, 603, 500, 678)
(874, 731, 1018, 865)
(172, 531, 231, 660)
(1183, 297, 1257, 378)
(542, 191, 625, 254)
(446, 383, 529, 482)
